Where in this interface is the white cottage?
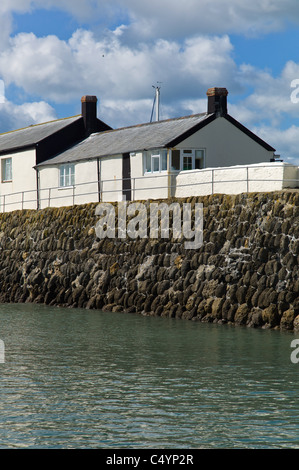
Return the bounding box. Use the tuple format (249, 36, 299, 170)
(0, 96, 111, 211)
(37, 87, 287, 206)
(0, 87, 297, 211)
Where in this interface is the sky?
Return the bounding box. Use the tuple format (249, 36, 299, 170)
(1, 1, 299, 163)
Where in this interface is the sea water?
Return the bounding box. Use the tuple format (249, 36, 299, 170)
(0, 303, 298, 449)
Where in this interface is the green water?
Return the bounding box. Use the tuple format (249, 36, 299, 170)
(0, 303, 298, 449)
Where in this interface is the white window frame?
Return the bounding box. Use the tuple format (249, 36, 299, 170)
(171, 149, 205, 171)
(152, 154, 160, 172)
(59, 163, 75, 188)
(181, 150, 194, 171)
(144, 149, 168, 174)
(2, 158, 12, 182)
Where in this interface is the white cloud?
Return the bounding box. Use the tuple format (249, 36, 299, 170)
(0, 99, 56, 132)
(0, 32, 80, 102)
(202, 59, 299, 133)
(109, 0, 299, 41)
(0, 29, 241, 107)
(1, 0, 299, 164)
(17, 100, 56, 123)
(252, 124, 299, 165)
(3, 0, 299, 44)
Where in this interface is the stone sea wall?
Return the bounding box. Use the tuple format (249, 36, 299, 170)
(0, 190, 298, 330)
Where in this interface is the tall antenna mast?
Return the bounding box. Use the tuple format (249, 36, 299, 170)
(150, 83, 162, 122)
(155, 85, 160, 121)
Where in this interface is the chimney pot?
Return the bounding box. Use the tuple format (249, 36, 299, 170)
(81, 95, 98, 103)
(207, 87, 228, 116)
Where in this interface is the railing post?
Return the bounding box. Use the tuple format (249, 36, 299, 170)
(48, 188, 51, 208)
(211, 169, 214, 194)
(72, 185, 75, 206)
(3, 195, 5, 213)
(246, 166, 249, 192)
(21, 192, 24, 210)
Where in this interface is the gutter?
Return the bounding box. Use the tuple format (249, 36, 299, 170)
(97, 157, 101, 202)
(35, 166, 40, 210)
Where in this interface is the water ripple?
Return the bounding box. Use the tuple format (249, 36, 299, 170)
(0, 304, 298, 448)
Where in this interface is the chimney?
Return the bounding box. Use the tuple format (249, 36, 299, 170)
(81, 95, 98, 136)
(206, 87, 228, 116)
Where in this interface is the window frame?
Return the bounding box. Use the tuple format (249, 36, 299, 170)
(59, 163, 75, 188)
(170, 149, 205, 171)
(2, 157, 12, 183)
(151, 154, 160, 173)
(182, 152, 193, 171)
(144, 149, 168, 174)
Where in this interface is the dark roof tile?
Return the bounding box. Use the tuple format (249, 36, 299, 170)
(39, 113, 211, 165)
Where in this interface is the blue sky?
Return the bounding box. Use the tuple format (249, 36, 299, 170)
(1, 1, 299, 163)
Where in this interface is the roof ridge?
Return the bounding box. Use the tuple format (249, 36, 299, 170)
(98, 113, 208, 135)
(0, 115, 81, 137)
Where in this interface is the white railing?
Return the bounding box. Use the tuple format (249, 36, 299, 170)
(0, 163, 298, 212)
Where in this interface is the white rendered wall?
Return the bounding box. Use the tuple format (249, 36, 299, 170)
(130, 152, 169, 200)
(174, 162, 299, 198)
(39, 156, 123, 207)
(38, 160, 99, 208)
(99, 155, 123, 202)
(0, 149, 37, 211)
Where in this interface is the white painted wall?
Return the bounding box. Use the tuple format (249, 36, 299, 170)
(133, 173, 169, 200)
(174, 162, 299, 197)
(74, 160, 98, 205)
(38, 156, 123, 208)
(130, 152, 169, 200)
(100, 155, 123, 202)
(38, 160, 99, 208)
(0, 149, 37, 211)
(175, 117, 274, 167)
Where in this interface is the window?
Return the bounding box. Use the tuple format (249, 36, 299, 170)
(145, 153, 151, 172)
(182, 150, 193, 170)
(171, 150, 180, 170)
(195, 150, 204, 169)
(170, 149, 205, 171)
(60, 164, 75, 187)
(144, 150, 168, 173)
(2, 158, 12, 182)
(161, 151, 167, 171)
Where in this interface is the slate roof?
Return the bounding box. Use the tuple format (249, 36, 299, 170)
(38, 113, 214, 166)
(0, 116, 81, 154)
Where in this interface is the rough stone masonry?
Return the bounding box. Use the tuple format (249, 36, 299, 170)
(0, 190, 298, 331)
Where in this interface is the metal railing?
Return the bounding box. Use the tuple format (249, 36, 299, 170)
(0, 164, 298, 212)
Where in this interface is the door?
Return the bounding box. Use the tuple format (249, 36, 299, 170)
(122, 153, 131, 201)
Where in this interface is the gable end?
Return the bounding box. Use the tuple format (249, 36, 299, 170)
(224, 114, 275, 152)
(165, 114, 216, 148)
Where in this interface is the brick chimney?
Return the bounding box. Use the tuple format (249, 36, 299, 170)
(81, 95, 98, 136)
(206, 87, 228, 116)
